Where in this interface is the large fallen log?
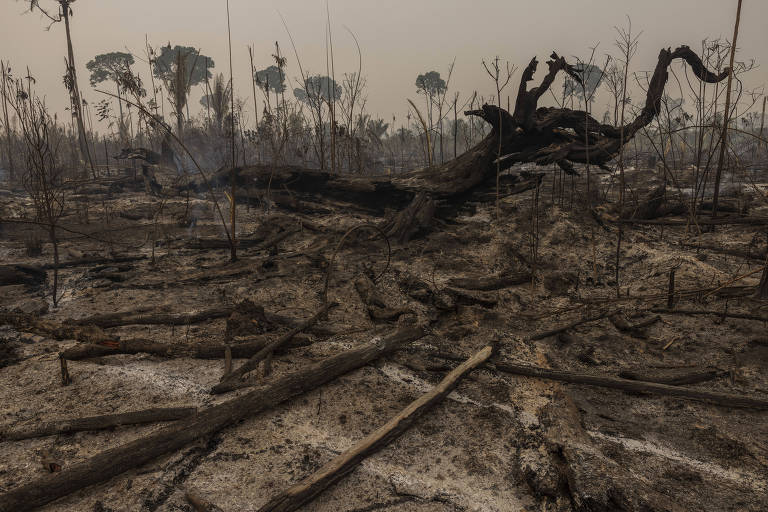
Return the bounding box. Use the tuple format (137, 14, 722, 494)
(60, 339, 174, 360)
(71, 307, 233, 328)
(0, 264, 46, 287)
(493, 361, 768, 409)
(617, 216, 768, 226)
(1, 407, 197, 441)
(0, 313, 112, 344)
(186, 226, 298, 251)
(446, 271, 531, 291)
(651, 308, 768, 322)
(41, 255, 147, 270)
(257, 344, 494, 512)
(70, 302, 328, 332)
(758, 260, 768, 299)
(59, 335, 313, 361)
(618, 368, 726, 386)
(443, 286, 498, 308)
(0, 326, 427, 512)
(540, 391, 684, 510)
(190, 45, 725, 243)
(679, 241, 767, 261)
(7, 306, 329, 356)
(184, 487, 223, 512)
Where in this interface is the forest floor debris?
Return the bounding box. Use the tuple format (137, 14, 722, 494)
(1, 165, 767, 511)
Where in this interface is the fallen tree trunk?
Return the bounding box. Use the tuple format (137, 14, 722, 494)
(0, 326, 427, 512)
(70, 302, 327, 332)
(41, 255, 147, 270)
(617, 217, 768, 226)
(186, 229, 297, 251)
(679, 242, 767, 261)
(188, 46, 724, 243)
(60, 335, 313, 361)
(129, 259, 260, 288)
(492, 361, 768, 409)
(0, 264, 46, 287)
(617, 368, 726, 386)
(0, 313, 112, 343)
(257, 344, 494, 512)
(446, 271, 531, 291)
(184, 488, 223, 512)
(9, 307, 329, 355)
(443, 286, 498, 308)
(60, 339, 173, 360)
(1, 407, 197, 441)
(651, 308, 768, 322)
(71, 307, 233, 328)
(758, 261, 768, 300)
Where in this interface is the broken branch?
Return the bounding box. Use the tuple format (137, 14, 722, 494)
(0, 326, 427, 512)
(1, 407, 197, 441)
(493, 361, 768, 409)
(257, 344, 494, 512)
(214, 301, 339, 393)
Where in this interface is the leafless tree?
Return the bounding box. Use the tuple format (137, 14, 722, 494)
(4, 71, 66, 305)
(0, 60, 15, 182)
(614, 17, 640, 296)
(711, 0, 743, 218)
(482, 56, 515, 218)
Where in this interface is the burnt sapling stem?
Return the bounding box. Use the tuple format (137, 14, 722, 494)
(667, 268, 676, 309)
(59, 354, 71, 386)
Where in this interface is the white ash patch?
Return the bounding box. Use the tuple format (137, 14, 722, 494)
(588, 430, 768, 492)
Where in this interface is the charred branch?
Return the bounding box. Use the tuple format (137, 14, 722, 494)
(0, 327, 427, 512)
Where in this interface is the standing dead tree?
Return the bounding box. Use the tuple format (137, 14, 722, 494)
(757, 254, 768, 299)
(0, 60, 15, 181)
(711, 0, 743, 218)
(206, 45, 728, 244)
(23, 0, 95, 173)
(482, 56, 515, 218)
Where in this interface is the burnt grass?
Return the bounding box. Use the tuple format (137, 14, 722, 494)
(1, 165, 767, 511)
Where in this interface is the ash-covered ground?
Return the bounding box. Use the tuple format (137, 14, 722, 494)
(1, 165, 767, 511)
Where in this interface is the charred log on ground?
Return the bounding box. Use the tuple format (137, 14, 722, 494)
(187, 46, 726, 243)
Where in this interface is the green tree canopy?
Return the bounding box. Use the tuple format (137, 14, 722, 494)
(86, 51, 135, 86)
(415, 71, 446, 97)
(152, 45, 212, 134)
(200, 73, 231, 132)
(254, 65, 286, 94)
(152, 45, 212, 87)
(366, 118, 389, 145)
(294, 75, 342, 106)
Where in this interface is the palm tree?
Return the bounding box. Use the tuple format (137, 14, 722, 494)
(366, 118, 389, 145)
(200, 74, 231, 134)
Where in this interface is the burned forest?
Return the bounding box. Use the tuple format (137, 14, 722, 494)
(1, 1, 768, 511)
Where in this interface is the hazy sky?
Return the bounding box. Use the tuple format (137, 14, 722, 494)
(1, 0, 766, 132)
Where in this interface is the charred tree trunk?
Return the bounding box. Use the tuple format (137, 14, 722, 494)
(757, 258, 768, 300)
(197, 46, 726, 243)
